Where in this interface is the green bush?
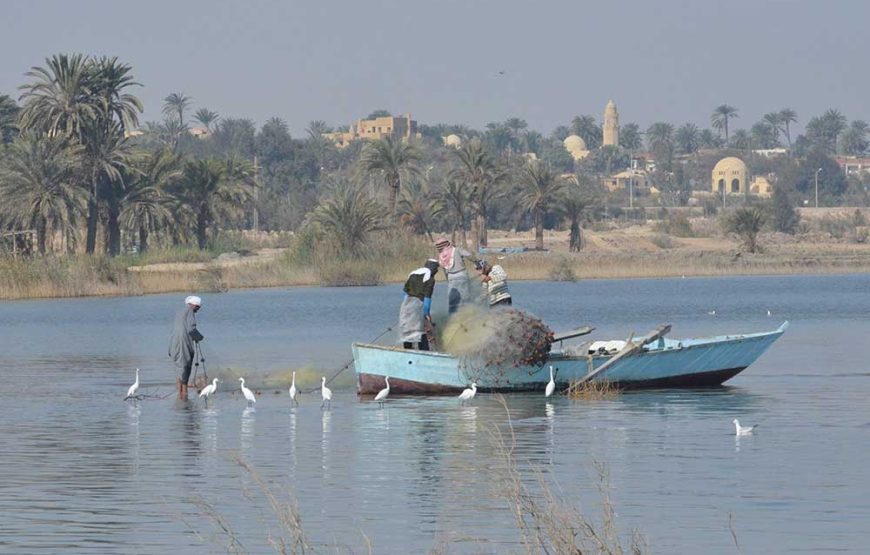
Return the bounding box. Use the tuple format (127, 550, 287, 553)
(548, 257, 577, 282)
(650, 234, 674, 249)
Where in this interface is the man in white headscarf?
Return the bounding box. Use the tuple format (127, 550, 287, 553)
(168, 295, 204, 399)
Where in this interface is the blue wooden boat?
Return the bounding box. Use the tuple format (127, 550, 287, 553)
(354, 322, 788, 395)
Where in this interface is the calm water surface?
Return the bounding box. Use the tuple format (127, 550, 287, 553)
(2, 275, 870, 553)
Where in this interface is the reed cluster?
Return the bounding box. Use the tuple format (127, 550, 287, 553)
(566, 378, 622, 400)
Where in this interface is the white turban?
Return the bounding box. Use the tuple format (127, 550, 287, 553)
(185, 295, 202, 307)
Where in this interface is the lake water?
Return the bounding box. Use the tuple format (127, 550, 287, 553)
(2, 275, 870, 553)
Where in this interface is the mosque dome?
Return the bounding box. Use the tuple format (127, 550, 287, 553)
(712, 156, 747, 174)
(444, 134, 462, 147)
(563, 134, 587, 151)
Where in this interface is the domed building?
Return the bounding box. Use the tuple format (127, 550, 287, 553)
(443, 134, 462, 148)
(563, 134, 589, 161)
(711, 157, 747, 194)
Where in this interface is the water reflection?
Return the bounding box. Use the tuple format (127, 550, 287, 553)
(241, 406, 255, 456)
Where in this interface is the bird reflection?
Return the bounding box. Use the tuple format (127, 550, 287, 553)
(127, 402, 141, 475)
(241, 406, 255, 455)
(458, 406, 478, 443)
(321, 409, 331, 475)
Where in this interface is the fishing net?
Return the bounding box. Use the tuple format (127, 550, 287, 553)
(439, 305, 554, 383)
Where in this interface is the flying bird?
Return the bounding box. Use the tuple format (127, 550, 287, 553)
(126, 368, 140, 399)
(374, 376, 390, 408)
(289, 371, 298, 405)
(458, 382, 477, 405)
(320, 376, 332, 410)
(545, 366, 556, 398)
(733, 419, 758, 436)
(199, 378, 219, 400)
(239, 377, 256, 406)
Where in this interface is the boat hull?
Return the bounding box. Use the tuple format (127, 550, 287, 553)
(354, 324, 786, 395)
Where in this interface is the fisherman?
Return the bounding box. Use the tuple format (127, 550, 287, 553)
(399, 259, 440, 351)
(476, 259, 512, 307)
(434, 236, 477, 314)
(168, 295, 204, 399)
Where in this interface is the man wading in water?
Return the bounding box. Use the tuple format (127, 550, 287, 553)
(435, 236, 478, 314)
(169, 295, 204, 399)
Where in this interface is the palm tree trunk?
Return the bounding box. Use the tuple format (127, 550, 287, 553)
(36, 219, 47, 255)
(196, 211, 209, 250)
(85, 193, 98, 254)
(389, 175, 400, 214)
(535, 210, 544, 250)
(459, 220, 468, 249)
(107, 196, 121, 256)
(471, 216, 480, 251)
(139, 225, 149, 253)
(569, 219, 581, 252)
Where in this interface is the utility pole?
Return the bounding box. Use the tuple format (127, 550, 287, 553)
(252, 155, 260, 233)
(815, 167, 823, 209)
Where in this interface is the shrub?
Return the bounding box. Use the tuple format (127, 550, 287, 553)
(650, 234, 674, 249)
(653, 213, 695, 237)
(548, 257, 577, 281)
(770, 187, 800, 234)
(724, 207, 766, 253)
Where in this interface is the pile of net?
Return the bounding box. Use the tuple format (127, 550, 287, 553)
(439, 305, 554, 381)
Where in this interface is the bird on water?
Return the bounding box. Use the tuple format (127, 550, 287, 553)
(289, 371, 298, 405)
(374, 376, 390, 408)
(126, 369, 140, 400)
(458, 382, 477, 405)
(545, 366, 556, 398)
(733, 419, 758, 436)
(320, 376, 332, 410)
(199, 378, 219, 401)
(239, 377, 256, 406)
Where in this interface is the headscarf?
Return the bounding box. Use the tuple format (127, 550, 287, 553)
(185, 295, 202, 307)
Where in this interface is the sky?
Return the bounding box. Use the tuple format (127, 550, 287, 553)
(1, 0, 866, 136)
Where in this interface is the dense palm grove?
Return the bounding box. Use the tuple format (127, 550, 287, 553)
(1, 54, 869, 258)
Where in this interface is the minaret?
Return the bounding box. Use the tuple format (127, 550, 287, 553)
(603, 100, 619, 147)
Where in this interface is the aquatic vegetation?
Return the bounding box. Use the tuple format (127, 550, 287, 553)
(566, 378, 621, 400)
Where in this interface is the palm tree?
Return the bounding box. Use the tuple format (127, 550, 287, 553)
(726, 206, 766, 253)
(176, 158, 255, 249)
(619, 122, 642, 150)
(120, 149, 181, 252)
(840, 120, 869, 155)
(518, 160, 565, 250)
(193, 108, 219, 131)
(439, 177, 471, 248)
(711, 104, 739, 142)
(570, 115, 602, 149)
(0, 134, 86, 253)
(84, 120, 135, 255)
(450, 138, 504, 249)
(646, 122, 675, 170)
(306, 120, 332, 140)
(762, 112, 783, 144)
(358, 135, 421, 213)
(778, 108, 798, 148)
(163, 93, 192, 127)
(674, 123, 700, 154)
(396, 179, 444, 241)
(0, 94, 20, 143)
(311, 181, 387, 256)
(558, 185, 594, 252)
(806, 109, 847, 154)
(18, 54, 142, 254)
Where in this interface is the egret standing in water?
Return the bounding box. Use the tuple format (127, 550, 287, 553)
(289, 371, 298, 405)
(458, 382, 477, 405)
(374, 376, 390, 408)
(545, 366, 556, 398)
(126, 368, 140, 400)
(239, 377, 256, 406)
(320, 376, 332, 410)
(199, 378, 219, 401)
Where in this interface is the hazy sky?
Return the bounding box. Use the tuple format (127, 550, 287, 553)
(2, 1, 866, 136)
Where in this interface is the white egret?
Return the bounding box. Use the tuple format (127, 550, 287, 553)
(458, 382, 477, 405)
(374, 376, 390, 408)
(239, 377, 257, 406)
(320, 376, 332, 409)
(126, 368, 140, 399)
(707, 310, 717, 316)
(733, 419, 758, 436)
(545, 366, 556, 398)
(767, 309, 772, 317)
(289, 371, 298, 405)
(199, 378, 219, 400)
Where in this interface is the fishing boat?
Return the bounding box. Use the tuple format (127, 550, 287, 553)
(354, 322, 788, 395)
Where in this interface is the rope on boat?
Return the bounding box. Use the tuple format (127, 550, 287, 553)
(299, 324, 395, 394)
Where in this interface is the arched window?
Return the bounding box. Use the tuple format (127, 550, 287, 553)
(718, 179, 725, 193)
(731, 178, 740, 193)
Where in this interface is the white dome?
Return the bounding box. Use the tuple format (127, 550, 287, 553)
(563, 134, 587, 151)
(444, 134, 462, 147)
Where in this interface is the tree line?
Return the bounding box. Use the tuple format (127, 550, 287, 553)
(1, 53, 868, 258)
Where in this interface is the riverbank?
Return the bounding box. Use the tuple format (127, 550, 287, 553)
(3, 224, 870, 300)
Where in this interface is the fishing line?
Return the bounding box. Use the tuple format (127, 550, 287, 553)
(300, 323, 395, 394)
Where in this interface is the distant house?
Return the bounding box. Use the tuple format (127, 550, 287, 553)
(324, 113, 419, 148)
(834, 155, 870, 175)
(188, 126, 210, 139)
(603, 168, 649, 193)
(752, 148, 788, 158)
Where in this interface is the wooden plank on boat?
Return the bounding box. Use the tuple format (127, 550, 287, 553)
(576, 324, 671, 384)
(553, 326, 595, 342)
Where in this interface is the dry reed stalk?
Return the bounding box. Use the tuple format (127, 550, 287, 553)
(566, 379, 621, 400)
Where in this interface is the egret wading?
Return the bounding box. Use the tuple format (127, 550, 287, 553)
(733, 419, 758, 436)
(199, 378, 219, 401)
(374, 376, 390, 408)
(458, 382, 477, 405)
(126, 368, 140, 399)
(239, 377, 256, 406)
(545, 366, 556, 398)
(289, 371, 298, 405)
(320, 376, 332, 410)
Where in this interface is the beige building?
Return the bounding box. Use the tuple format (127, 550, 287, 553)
(563, 134, 590, 160)
(604, 168, 648, 192)
(711, 157, 748, 194)
(443, 134, 462, 148)
(751, 175, 773, 197)
(603, 100, 619, 147)
(324, 113, 419, 147)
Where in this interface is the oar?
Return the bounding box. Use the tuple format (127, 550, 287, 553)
(576, 324, 671, 385)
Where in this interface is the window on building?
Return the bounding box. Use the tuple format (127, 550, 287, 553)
(718, 179, 725, 193)
(731, 179, 740, 193)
